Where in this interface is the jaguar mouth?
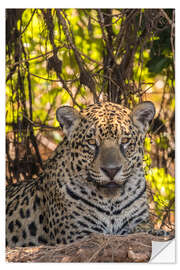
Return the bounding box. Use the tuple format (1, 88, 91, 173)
(98, 182, 121, 189)
(87, 173, 125, 196)
(96, 181, 125, 197)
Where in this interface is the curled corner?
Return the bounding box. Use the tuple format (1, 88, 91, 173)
(150, 239, 175, 263)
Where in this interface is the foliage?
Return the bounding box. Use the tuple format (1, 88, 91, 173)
(6, 8, 175, 229)
(146, 167, 175, 212)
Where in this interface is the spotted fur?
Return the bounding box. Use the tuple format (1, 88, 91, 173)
(6, 101, 162, 247)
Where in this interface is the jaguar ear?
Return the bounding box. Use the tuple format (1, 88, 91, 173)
(56, 106, 81, 137)
(132, 101, 155, 133)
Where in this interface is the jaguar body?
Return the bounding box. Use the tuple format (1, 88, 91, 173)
(6, 101, 157, 247)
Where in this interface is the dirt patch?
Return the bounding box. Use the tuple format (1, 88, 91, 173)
(6, 232, 173, 263)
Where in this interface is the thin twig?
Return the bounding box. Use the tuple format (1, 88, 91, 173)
(160, 9, 174, 26)
(6, 45, 66, 69)
(88, 240, 108, 262)
(19, 9, 37, 37)
(22, 114, 59, 130)
(30, 72, 79, 83)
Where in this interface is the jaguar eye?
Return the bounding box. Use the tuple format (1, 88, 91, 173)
(88, 139, 97, 146)
(121, 137, 130, 144)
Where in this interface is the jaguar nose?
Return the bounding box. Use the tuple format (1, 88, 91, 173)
(101, 166, 122, 179)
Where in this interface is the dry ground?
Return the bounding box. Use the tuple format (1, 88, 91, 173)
(6, 232, 174, 263)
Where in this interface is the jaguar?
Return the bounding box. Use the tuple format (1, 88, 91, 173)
(6, 101, 164, 247)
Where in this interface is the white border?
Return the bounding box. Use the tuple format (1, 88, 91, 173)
(1, 1, 179, 268)
(1, 0, 177, 9)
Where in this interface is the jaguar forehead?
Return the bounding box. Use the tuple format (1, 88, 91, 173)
(81, 102, 131, 120)
(80, 103, 133, 137)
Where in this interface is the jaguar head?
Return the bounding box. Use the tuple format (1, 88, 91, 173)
(56, 102, 155, 197)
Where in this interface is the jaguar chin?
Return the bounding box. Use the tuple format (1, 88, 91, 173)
(96, 181, 125, 197)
